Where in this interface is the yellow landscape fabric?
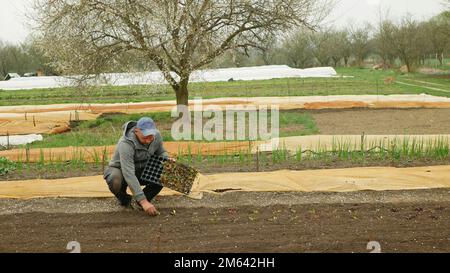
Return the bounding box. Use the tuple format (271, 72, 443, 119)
(1, 166, 450, 200)
(0, 111, 100, 135)
(0, 120, 70, 135)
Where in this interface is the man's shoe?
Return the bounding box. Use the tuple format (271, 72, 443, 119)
(117, 193, 132, 207)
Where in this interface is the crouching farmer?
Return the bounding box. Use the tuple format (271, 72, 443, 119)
(104, 117, 169, 216)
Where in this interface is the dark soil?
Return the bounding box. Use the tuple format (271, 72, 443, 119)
(1, 198, 448, 253)
(2, 105, 450, 253)
(305, 108, 450, 135)
(143, 108, 450, 136)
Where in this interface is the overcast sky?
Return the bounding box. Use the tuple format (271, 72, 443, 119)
(0, 0, 447, 44)
(327, 0, 446, 28)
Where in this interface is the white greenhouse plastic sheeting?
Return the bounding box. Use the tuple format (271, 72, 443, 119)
(0, 134, 43, 146)
(0, 65, 337, 90)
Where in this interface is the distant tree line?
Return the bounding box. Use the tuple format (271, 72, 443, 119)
(1, 10, 448, 81)
(212, 11, 450, 73)
(0, 39, 157, 80)
(0, 40, 53, 79)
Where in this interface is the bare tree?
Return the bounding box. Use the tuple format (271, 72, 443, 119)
(0, 42, 17, 77)
(340, 29, 352, 67)
(425, 13, 450, 65)
(33, 0, 332, 106)
(281, 27, 314, 68)
(349, 23, 373, 67)
(310, 29, 334, 66)
(392, 16, 423, 73)
(0, 41, 51, 79)
(258, 33, 280, 65)
(374, 19, 397, 68)
(444, 1, 450, 24)
(328, 30, 348, 67)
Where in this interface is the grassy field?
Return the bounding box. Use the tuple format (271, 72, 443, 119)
(26, 110, 318, 148)
(422, 57, 450, 71)
(1, 67, 449, 106)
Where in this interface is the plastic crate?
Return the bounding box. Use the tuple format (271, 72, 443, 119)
(140, 155, 198, 195)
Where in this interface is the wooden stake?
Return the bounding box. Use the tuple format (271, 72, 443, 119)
(26, 145, 30, 163)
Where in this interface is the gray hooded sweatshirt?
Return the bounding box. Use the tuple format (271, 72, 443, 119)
(108, 121, 169, 202)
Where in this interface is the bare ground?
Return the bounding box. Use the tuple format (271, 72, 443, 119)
(0, 189, 449, 253)
(2, 108, 450, 253)
(308, 108, 450, 135)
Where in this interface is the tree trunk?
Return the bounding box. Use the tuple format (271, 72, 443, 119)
(262, 52, 271, 65)
(333, 58, 339, 68)
(174, 78, 189, 107)
(438, 54, 443, 66)
(406, 61, 412, 73)
(358, 57, 364, 68)
(389, 57, 395, 68)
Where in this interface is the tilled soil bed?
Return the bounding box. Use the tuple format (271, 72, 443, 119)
(0, 190, 449, 253)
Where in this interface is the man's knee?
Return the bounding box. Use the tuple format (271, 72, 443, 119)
(104, 167, 125, 194)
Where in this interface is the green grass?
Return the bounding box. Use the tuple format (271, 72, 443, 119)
(337, 67, 450, 95)
(27, 110, 318, 148)
(1, 67, 449, 106)
(279, 112, 318, 137)
(3, 135, 449, 179)
(175, 135, 450, 166)
(0, 157, 16, 175)
(27, 111, 172, 148)
(422, 57, 450, 70)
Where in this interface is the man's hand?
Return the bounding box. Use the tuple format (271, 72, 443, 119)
(139, 199, 159, 216)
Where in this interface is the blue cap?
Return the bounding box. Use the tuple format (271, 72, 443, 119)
(137, 117, 158, 137)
